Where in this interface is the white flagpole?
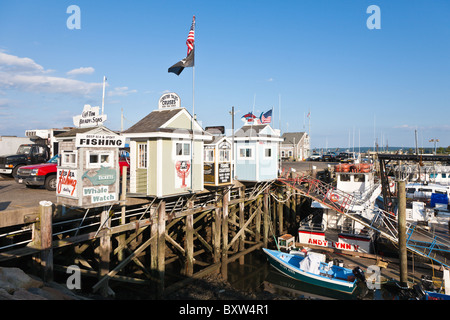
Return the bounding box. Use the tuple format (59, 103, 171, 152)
(191, 16, 196, 191)
(101, 76, 106, 115)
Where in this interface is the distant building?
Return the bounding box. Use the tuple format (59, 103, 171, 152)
(280, 132, 310, 161)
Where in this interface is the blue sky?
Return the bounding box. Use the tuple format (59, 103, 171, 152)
(1, 0, 449, 149)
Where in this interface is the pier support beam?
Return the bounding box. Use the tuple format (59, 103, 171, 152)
(39, 201, 53, 283)
(263, 189, 269, 248)
(397, 180, 408, 287)
(239, 186, 245, 265)
(185, 201, 194, 277)
(157, 200, 166, 298)
(221, 190, 229, 280)
(98, 207, 113, 297)
(277, 189, 284, 235)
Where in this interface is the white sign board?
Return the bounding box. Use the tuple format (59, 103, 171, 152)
(57, 169, 78, 198)
(73, 104, 107, 128)
(158, 92, 181, 109)
(76, 133, 125, 148)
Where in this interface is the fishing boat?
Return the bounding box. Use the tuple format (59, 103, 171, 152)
(262, 248, 360, 294)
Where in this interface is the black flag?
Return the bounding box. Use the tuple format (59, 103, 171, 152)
(168, 48, 194, 76)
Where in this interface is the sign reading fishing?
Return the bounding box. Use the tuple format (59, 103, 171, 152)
(76, 133, 125, 148)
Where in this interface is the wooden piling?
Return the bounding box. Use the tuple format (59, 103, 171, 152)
(118, 165, 127, 262)
(221, 189, 229, 280)
(185, 200, 194, 276)
(39, 200, 53, 282)
(99, 206, 112, 297)
(213, 201, 221, 265)
(397, 180, 408, 287)
(157, 200, 166, 298)
(239, 186, 245, 265)
(277, 189, 284, 235)
(263, 189, 269, 248)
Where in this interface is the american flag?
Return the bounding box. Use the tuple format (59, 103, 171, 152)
(186, 16, 195, 56)
(261, 109, 272, 124)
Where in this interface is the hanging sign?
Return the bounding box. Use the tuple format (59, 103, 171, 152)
(57, 169, 78, 198)
(73, 104, 107, 128)
(76, 133, 125, 148)
(158, 92, 181, 109)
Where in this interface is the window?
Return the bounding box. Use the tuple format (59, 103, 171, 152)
(61, 151, 77, 168)
(204, 149, 214, 162)
(176, 143, 190, 156)
(442, 173, 447, 178)
(340, 174, 351, 182)
(265, 148, 272, 158)
(219, 149, 230, 162)
(354, 174, 365, 182)
(288, 151, 293, 157)
(86, 150, 114, 168)
(281, 151, 285, 157)
(239, 148, 252, 158)
(138, 144, 147, 169)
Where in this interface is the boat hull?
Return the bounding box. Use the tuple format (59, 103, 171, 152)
(263, 248, 356, 294)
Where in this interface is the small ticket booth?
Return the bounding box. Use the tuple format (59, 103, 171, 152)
(234, 124, 282, 182)
(204, 135, 232, 187)
(55, 112, 124, 208)
(123, 92, 212, 198)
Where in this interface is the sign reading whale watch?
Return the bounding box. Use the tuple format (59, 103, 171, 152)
(76, 133, 125, 148)
(73, 104, 107, 128)
(158, 92, 181, 109)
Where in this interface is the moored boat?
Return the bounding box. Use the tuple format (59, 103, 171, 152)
(262, 248, 360, 294)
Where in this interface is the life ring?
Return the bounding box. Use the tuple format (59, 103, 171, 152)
(330, 194, 339, 202)
(390, 182, 395, 188)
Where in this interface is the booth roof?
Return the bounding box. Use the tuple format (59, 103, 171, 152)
(54, 126, 117, 138)
(234, 124, 279, 138)
(123, 108, 209, 136)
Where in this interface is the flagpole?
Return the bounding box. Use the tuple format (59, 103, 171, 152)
(101, 76, 106, 115)
(191, 16, 195, 191)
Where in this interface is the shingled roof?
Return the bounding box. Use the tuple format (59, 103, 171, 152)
(281, 132, 307, 145)
(123, 108, 183, 134)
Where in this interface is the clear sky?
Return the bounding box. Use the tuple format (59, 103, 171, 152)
(1, 0, 449, 150)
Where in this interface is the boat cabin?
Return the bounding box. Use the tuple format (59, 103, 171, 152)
(233, 124, 282, 182)
(123, 93, 212, 198)
(55, 125, 124, 209)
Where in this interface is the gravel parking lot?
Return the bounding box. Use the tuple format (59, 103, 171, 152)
(0, 175, 56, 211)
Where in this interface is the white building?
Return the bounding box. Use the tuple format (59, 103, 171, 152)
(280, 132, 310, 161)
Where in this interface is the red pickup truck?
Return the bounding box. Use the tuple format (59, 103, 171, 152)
(15, 155, 130, 191)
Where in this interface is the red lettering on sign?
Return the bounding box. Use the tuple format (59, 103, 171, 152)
(58, 170, 77, 196)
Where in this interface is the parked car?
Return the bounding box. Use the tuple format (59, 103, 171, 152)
(15, 154, 130, 191)
(321, 153, 337, 162)
(15, 155, 59, 191)
(308, 153, 322, 161)
(336, 152, 357, 163)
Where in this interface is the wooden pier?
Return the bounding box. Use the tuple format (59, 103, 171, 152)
(0, 171, 294, 298)
(1, 166, 448, 299)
